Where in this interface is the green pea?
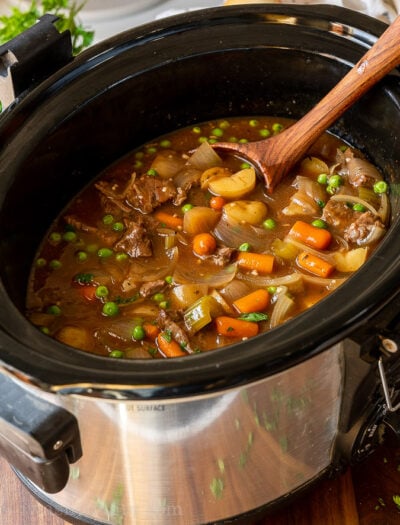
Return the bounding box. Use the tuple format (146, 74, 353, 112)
(211, 128, 224, 137)
(132, 325, 145, 341)
(112, 222, 124, 232)
(134, 160, 143, 169)
(102, 214, 114, 225)
(373, 180, 388, 194)
(181, 203, 194, 213)
(263, 218, 276, 230)
(159, 301, 169, 309)
(135, 151, 144, 159)
(115, 252, 129, 262)
(47, 304, 61, 316)
(326, 185, 336, 195)
(249, 119, 259, 127)
(272, 123, 284, 133)
(353, 203, 366, 212)
(267, 286, 277, 295)
(328, 174, 342, 188)
(192, 126, 201, 134)
(238, 242, 251, 252)
(76, 251, 88, 262)
(165, 275, 173, 284)
(208, 138, 217, 144)
(102, 302, 119, 317)
(109, 350, 125, 358)
(153, 293, 165, 303)
(160, 139, 171, 148)
(147, 168, 158, 177)
(63, 231, 77, 242)
(98, 247, 113, 258)
(198, 136, 208, 144)
(95, 285, 109, 298)
(219, 120, 230, 129)
(317, 173, 328, 185)
(311, 219, 327, 229)
(228, 136, 238, 143)
(240, 162, 251, 170)
(40, 326, 50, 335)
(146, 146, 157, 154)
(49, 232, 62, 244)
(49, 259, 62, 270)
(36, 258, 47, 268)
(259, 129, 270, 138)
(238, 138, 248, 144)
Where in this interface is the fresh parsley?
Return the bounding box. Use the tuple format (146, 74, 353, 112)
(238, 312, 269, 323)
(0, 1, 94, 55)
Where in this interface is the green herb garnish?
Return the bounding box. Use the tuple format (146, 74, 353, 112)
(238, 312, 269, 322)
(0, 0, 94, 55)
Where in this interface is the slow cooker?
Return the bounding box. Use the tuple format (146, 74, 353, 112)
(1, 5, 400, 525)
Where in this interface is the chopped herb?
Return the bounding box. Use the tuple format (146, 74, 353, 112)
(210, 477, 224, 499)
(162, 330, 172, 343)
(238, 312, 268, 322)
(74, 272, 94, 285)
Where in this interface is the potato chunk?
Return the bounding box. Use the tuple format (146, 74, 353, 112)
(223, 200, 267, 225)
(208, 168, 256, 199)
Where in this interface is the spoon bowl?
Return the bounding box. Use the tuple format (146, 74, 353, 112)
(213, 15, 400, 191)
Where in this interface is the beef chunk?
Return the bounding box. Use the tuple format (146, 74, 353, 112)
(64, 215, 119, 246)
(322, 200, 385, 245)
(345, 211, 385, 245)
(125, 175, 177, 214)
(96, 173, 177, 214)
(140, 279, 166, 298)
(157, 309, 194, 354)
(210, 246, 235, 266)
(113, 219, 152, 257)
(321, 200, 355, 231)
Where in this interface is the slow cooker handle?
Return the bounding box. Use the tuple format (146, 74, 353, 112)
(0, 14, 73, 110)
(0, 373, 82, 493)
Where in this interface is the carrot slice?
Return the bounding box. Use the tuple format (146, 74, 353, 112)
(297, 251, 335, 278)
(156, 331, 187, 358)
(236, 252, 274, 274)
(154, 211, 183, 229)
(143, 322, 160, 341)
(288, 220, 332, 250)
(215, 316, 259, 338)
(79, 285, 97, 302)
(192, 232, 217, 256)
(233, 289, 270, 313)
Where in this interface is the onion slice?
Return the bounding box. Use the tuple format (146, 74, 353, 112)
(173, 263, 237, 288)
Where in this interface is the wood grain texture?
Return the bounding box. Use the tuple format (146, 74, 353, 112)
(1, 435, 400, 525)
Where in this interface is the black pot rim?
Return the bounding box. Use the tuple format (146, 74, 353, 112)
(1, 4, 399, 397)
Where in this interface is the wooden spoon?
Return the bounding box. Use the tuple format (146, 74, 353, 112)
(213, 15, 400, 192)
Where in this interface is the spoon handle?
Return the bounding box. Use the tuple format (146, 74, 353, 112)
(275, 15, 400, 162)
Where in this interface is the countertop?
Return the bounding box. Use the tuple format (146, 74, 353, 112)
(1, 434, 400, 525)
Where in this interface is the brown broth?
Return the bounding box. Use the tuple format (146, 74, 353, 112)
(26, 117, 389, 358)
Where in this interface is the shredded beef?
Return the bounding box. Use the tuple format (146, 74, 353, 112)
(140, 279, 166, 298)
(322, 201, 385, 244)
(113, 219, 152, 257)
(125, 175, 177, 213)
(157, 309, 194, 354)
(344, 211, 385, 244)
(96, 173, 177, 214)
(210, 246, 235, 266)
(64, 215, 119, 246)
(321, 200, 355, 232)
